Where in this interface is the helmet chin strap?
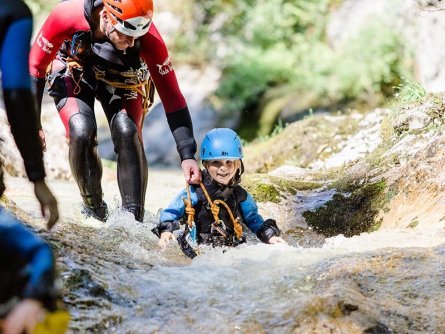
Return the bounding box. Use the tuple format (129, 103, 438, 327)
(105, 24, 115, 39)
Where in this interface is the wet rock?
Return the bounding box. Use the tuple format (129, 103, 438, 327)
(364, 322, 393, 333)
(338, 301, 359, 316)
(302, 181, 386, 237)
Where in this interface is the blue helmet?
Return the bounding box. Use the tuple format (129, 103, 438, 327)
(200, 128, 244, 161)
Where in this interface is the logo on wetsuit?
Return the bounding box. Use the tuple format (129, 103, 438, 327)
(157, 57, 173, 75)
(37, 32, 54, 54)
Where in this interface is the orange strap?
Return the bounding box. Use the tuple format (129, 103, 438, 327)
(183, 182, 243, 240)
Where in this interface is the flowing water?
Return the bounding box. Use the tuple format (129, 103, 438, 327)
(4, 170, 445, 334)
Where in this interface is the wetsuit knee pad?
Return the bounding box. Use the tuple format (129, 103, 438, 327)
(110, 112, 139, 150)
(68, 113, 96, 145)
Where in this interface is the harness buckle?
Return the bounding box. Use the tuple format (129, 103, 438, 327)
(211, 220, 228, 238)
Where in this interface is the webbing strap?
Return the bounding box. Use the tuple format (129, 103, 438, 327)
(93, 66, 155, 116)
(183, 182, 243, 240)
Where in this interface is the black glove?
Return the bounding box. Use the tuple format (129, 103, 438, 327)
(256, 219, 280, 243)
(151, 220, 180, 238)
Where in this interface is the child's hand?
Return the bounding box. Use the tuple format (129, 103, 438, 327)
(3, 299, 44, 334)
(158, 231, 175, 248)
(268, 236, 287, 245)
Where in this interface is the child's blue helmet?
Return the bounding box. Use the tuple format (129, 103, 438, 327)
(200, 128, 244, 161)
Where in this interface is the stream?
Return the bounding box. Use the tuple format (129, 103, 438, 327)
(4, 169, 445, 334)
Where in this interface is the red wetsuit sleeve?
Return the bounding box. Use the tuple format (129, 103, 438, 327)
(29, 0, 90, 78)
(139, 23, 187, 113)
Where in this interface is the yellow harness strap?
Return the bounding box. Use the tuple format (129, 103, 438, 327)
(92, 66, 155, 116)
(182, 182, 195, 229)
(66, 60, 83, 95)
(183, 182, 243, 240)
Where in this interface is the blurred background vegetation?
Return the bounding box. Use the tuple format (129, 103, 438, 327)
(25, 0, 416, 141)
(161, 0, 415, 140)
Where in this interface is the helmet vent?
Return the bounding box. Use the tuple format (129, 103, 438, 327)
(142, 21, 151, 29)
(109, 4, 123, 14)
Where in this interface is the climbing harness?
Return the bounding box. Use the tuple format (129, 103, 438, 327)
(92, 64, 155, 116)
(65, 59, 83, 95)
(49, 45, 155, 115)
(181, 183, 198, 248)
(182, 182, 244, 243)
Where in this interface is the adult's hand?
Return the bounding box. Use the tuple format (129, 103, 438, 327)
(181, 159, 201, 184)
(38, 129, 47, 152)
(34, 180, 59, 229)
(3, 299, 44, 334)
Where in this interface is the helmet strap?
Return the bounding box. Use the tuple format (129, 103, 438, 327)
(105, 24, 115, 39)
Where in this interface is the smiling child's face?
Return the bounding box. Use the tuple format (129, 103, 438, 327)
(205, 160, 238, 185)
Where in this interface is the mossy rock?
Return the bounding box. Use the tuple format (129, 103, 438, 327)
(242, 173, 323, 203)
(243, 112, 359, 174)
(302, 180, 386, 237)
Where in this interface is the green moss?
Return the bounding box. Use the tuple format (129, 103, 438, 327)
(242, 173, 324, 203)
(303, 180, 386, 237)
(242, 175, 281, 203)
(251, 183, 281, 203)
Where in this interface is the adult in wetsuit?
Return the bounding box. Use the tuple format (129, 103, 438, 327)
(29, 0, 201, 222)
(0, 0, 59, 228)
(0, 1, 61, 333)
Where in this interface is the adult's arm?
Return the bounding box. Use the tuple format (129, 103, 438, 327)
(139, 24, 197, 162)
(0, 2, 44, 182)
(29, 0, 90, 127)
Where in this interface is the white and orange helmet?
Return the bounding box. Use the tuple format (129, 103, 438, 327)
(103, 0, 153, 37)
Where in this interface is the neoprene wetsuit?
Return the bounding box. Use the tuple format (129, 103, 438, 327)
(0, 0, 57, 318)
(29, 0, 197, 221)
(0, 0, 46, 189)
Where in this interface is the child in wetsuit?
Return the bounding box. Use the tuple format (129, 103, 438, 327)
(152, 128, 286, 258)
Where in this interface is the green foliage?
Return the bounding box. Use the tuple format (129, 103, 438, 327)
(257, 118, 286, 142)
(25, 0, 58, 15)
(209, 0, 334, 129)
(186, 1, 413, 135)
(333, 20, 412, 100)
(394, 78, 427, 104)
(216, 45, 294, 115)
(168, 0, 414, 137)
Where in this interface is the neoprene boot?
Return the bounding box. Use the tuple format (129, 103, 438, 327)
(81, 194, 108, 222)
(123, 204, 144, 222)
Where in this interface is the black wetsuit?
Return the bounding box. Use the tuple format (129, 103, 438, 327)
(0, 0, 57, 317)
(0, 0, 46, 191)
